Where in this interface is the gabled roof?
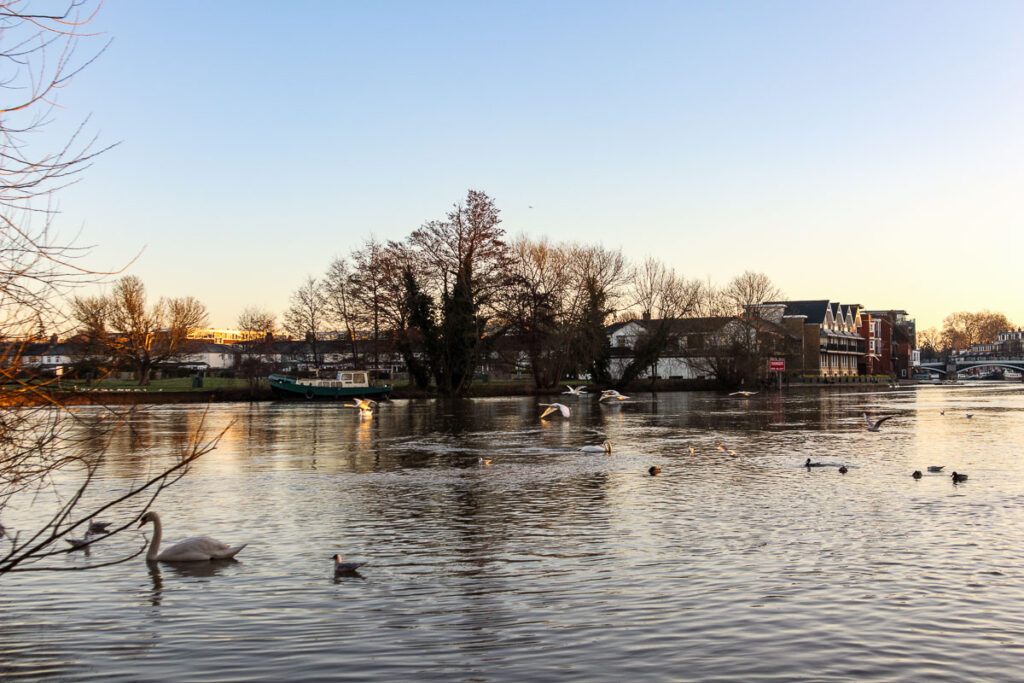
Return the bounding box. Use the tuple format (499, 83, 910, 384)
(765, 300, 831, 325)
(606, 321, 635, 336)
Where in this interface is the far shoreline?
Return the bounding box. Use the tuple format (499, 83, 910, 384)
(3, 375, 926, 407)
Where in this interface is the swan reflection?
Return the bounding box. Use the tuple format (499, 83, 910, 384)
(147, 557, 241, 604)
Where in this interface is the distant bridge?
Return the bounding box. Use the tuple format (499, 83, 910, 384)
(918, 355, 1024, 376)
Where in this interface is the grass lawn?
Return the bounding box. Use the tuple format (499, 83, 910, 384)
(59, 377, 257, 392)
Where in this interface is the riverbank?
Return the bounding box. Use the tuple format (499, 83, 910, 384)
(3, 375, 917, 406)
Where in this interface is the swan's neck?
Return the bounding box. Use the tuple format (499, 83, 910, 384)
(146, 513, 163, 561)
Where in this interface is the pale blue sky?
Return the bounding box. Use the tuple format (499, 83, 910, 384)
(48, 1, 1024, 331)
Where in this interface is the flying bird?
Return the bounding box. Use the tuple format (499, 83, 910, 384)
(345, 398, 378, 413)
(539, 403, 571, 419)
(863, 413, 896, 432)
(562, 385, 588, 396)
(729, 391, 758, 397)
(599, 390, 629, 402)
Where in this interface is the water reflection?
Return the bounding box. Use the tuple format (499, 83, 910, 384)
(146, 559, 242, 606)
(2, 384, 1024, 681)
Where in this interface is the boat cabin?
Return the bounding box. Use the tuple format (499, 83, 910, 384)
(296, 371, 370, 388)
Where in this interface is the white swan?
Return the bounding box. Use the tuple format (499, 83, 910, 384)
(539, 403, 571, 419)
(138, 511, 246, 562)
(334, 553, 366, 576)
(562, 385, 588, 396)
(579, 441, 611, 454)
(599, 390, 629, 402)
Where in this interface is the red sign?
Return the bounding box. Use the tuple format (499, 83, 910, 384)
(769, 359, 786, 372)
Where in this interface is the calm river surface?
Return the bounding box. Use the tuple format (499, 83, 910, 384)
(3, 383, 1024, 681)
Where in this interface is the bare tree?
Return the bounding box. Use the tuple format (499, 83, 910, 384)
(323, 257, 360, 366)
(101, 275, 209, 385)
(377, 241, 429, 387)
(501, 236, 574, 388)
(917, 326, 943, 361)
(565, 244, 628, 385)
(68, 293, 109, 380)
(1, 1, 222, 575)
(236, 306, 277, 393)
(941, 310, 1012, 351)
(284, 276, 328, 368)
(2, 410, 225, 575)
(972, 310, 1012, 346)
(721, 271, 782, 317)
(349, 237, 388, 370)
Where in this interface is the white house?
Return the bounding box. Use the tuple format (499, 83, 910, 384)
(608, 317, 758, 381)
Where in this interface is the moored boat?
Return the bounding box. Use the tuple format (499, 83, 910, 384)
(269, 371, 391, 400)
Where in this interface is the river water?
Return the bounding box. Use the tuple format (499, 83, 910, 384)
(2, 383, 1024, 681)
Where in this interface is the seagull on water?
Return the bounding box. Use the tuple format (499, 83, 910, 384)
(927, 466, 944, 473)
(333, 554, 366, 576)
(863, 413, 896, 432)
(88, 519, 111, 534)
(539, 403, 571, 419)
